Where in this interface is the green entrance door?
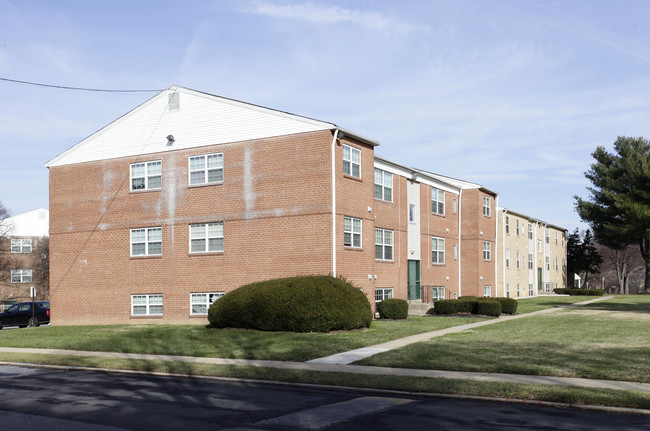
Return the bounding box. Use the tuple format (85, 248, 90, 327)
(408, 260, 421, 300)
(538, 268, 543, 291)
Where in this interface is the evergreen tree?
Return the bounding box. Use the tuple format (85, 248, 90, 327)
(575, 136, 650, 293)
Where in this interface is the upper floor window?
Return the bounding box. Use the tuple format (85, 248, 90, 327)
(344, 216, 362, 248)
(452, 198, 458, 214)
(483, 241, 491, 261)
(516, 251, 521, 269)
(374, 168, 393, 201)
(528, 223, 533, 239)
(505, 216, 510, 234)
(190, 222, 224, 253)
(516, 220, 520, 236)
(409, 204, 416, 223)
(11, 239, 32, 253)
(375, 228, 394, 260)
(528, 253, 534, 269)
(483, 196, 491, 216)
(131, 227, 162, 256)
(189, 153, 223, 185)
(131, 160, 162, 191)
(432, 236, 445, 264)
(432, 187, 445, 215)
(11, 269, 32, 283)
(343, 144, 361, 178)
(545, 228, 550, 243)
(505, 249, 510, 268)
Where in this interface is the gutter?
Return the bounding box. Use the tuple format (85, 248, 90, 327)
(331, 129, 340, 276)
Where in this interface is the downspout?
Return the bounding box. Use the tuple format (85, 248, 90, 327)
(494, 195, 499, 297)
(502, 208, 508, 298)
(457, 189, 462, 298)
(331, 129, 339, 276)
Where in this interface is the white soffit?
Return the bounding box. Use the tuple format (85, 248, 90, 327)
(46, 86, 335, 167)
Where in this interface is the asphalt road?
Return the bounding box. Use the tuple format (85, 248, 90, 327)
(0, 364, 648, 430)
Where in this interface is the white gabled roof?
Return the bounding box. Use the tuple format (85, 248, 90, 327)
(46, 85, 377, 167)
(0, 208, 49, 237)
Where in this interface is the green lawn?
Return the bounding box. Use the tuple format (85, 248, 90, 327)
(514, 295, 589, 314)
(0, 315, 487, 361)
(358, 295, 650, 383)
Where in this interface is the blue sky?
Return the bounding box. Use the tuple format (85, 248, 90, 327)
(1, 0, 649, 231)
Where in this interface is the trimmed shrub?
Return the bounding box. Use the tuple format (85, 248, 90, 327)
(377, 298, 408, 319)
(455, 298, 476, 314)
(495, 297, 518, 314)
(554, 288, 604, 296)
(433, 299, 458, 315)
(207, 275, 372, 332)
(477, 300, 502, 317)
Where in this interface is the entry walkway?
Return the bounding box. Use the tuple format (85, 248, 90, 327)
(2, 296, 648, 394)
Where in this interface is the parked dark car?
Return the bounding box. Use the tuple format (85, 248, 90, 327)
(0, 301, 50, 329)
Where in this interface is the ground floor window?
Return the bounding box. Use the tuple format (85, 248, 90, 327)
(506, 284, 510, 298)
(11, 269, 32, 283)
(131, 294, 163, 316)
(544, 283, 551, 292)
(516, 283, 520, 297)
(375, 288, 393, 308)
(432, 286, 446, 301)
(483, 285, 491, 297)
(529, 284, 534, 296)
(190, 292, 225, 315)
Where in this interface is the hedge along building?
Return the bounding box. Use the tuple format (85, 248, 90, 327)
(47, 85, 497, 325)
(496, 208, 567, 299)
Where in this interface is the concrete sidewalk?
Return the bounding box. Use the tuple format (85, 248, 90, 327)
(2, 296, 647, 394)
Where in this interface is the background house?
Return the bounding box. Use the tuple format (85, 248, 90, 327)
(0, 208, 49, 310)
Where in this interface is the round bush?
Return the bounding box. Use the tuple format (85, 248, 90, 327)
(207, 275, 372, 332)
(377, 298, 408, 319)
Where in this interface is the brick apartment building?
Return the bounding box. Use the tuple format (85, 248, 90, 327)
(46, 85, 563, 325)
(0, 208, 49, 310)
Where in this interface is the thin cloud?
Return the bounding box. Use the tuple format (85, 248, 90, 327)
(242, 1, 427, 34)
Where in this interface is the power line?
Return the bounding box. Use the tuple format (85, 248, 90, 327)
(0, 77, 162, 93)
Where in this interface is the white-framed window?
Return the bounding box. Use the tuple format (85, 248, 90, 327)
(516, 283, 521, 297)
(483, 241, 491, 261)
(528, 223, 533, 239)
(483, 196, 491, 216)
(545, 228, 550, 243)
(131, 294, 163, 316)
(529, 284, 534, 296)
(11, 239, 32, 253)
(190, 292, 225, 315)
(11, 269, 32, 283)
(516, 251, 520, 269)
(432, 187, 444, 215)
(375, 287, 393, 307)
(343, 144, 361, 178)
(130, 227, 162, 256)
(453, 244, 458, 260)
(483, 286, 491, 297)
(189, 153, 224, 185)
(432, 236, 445, 264)
(432, 286, 446, 301)
(190, 222, 224, 253)
(452, 198, 457, 214)
(505, 249, 510, 268)
(528, 253, 534, 270)
(344, 216, 362, 248)
(537, 240, 542, 252)
(130, 160, 162, 191)
(374, 168, 392, 201)
(516, 220, 520, 236)
(505, 216, 510, 234)
(375, 228, 394, 260)
(409, 204, 416, 223)
(546, 256, 550, 271)
(506, 284, 511, 298)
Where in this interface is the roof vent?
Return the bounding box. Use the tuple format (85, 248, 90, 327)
(168, 92, 180, 111)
